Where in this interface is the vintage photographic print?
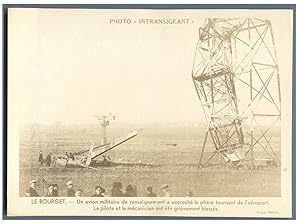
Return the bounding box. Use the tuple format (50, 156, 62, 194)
(6, 7, 294, 218)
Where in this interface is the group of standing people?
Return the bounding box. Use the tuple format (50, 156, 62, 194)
(26, 179, 193, 197)
(39, 151, 52, 167)
(64, 181, 137, 197)
(25, 180, 59, 197)
(111, 182, 136, 197)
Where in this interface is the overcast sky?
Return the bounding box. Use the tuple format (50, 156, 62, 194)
(8, 9, 292, 125)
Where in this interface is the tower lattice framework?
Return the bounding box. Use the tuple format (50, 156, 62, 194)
(192, 18, 281, 169)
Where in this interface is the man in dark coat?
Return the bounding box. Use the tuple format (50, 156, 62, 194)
(46, 153, 52, 167)
(26, 180, 39, 197)
(69, 152, 75, 160)
(124, 184, 136, 197)
(38, 151, 43, 166)
(66, 181, 75, 197)
(111, 182, 124, 197)
(146, 186, 156, 197)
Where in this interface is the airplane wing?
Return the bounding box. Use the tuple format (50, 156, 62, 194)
(72, 143, 109, 155)
(91, 131, 138, 160)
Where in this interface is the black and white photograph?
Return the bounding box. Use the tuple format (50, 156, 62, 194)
(5, 6, 294, 218)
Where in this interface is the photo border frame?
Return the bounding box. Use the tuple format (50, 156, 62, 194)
(2, 3, 296, 220)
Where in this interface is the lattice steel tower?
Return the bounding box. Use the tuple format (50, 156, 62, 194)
(192, 18, 281, 169)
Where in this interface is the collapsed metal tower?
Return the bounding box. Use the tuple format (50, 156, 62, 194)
(192, 18, 281, 169)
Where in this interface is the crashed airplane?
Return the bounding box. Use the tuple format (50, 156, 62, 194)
(54, 131, 139, 169)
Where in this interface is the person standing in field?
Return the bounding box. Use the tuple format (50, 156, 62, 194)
(45, 153, 52, 167)
(161, 184, 172, 197)
(146, 186, 157, 197)
(69, 152, 75, 160)
(66, 181, 75, 197)
(26, 180, 39, 197)
(38, 151, 43, 166)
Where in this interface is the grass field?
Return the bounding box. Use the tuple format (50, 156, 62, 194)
(19, 123, 281, 197)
